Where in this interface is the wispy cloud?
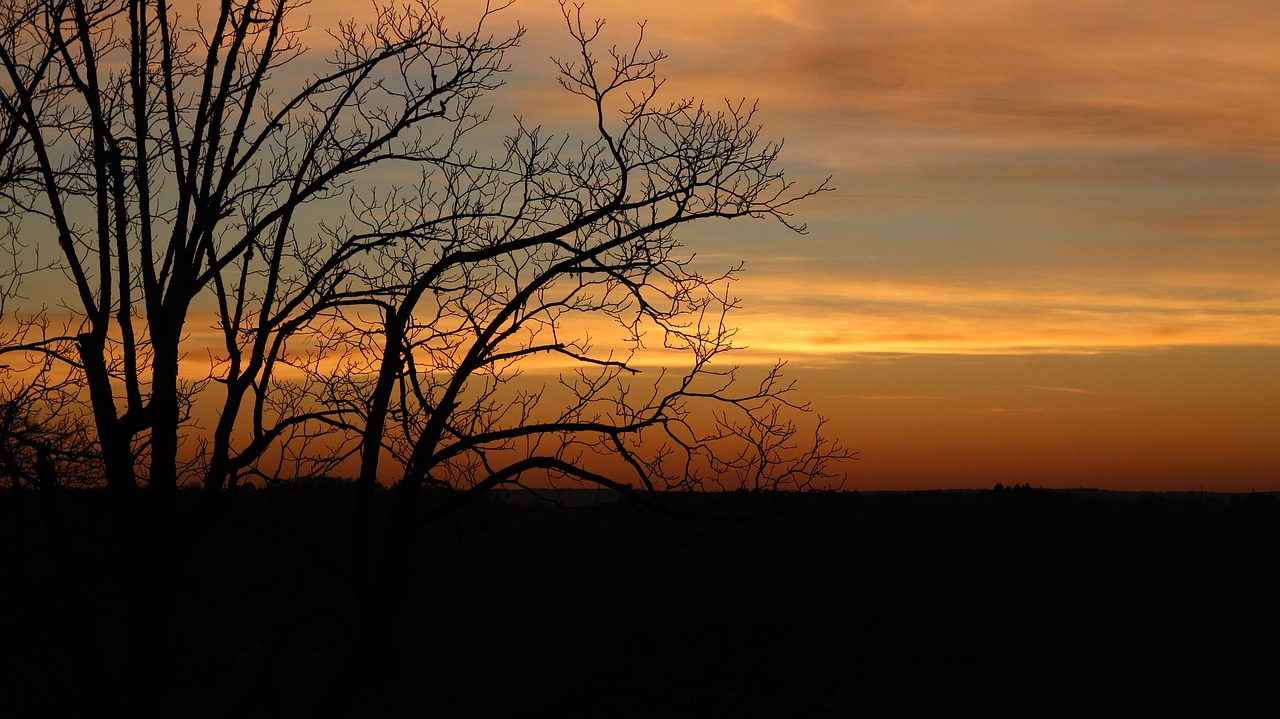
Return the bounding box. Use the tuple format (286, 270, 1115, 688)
(628, 0, 1280, 154)
(727, 273, 1280, 357)
(1028, 385, 1098, 395)
(856, 394, 953, 401)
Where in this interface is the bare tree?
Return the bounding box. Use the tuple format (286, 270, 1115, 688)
(0, 1, 848, 716)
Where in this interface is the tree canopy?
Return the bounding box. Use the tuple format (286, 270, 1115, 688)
(0, 1, 848, 716)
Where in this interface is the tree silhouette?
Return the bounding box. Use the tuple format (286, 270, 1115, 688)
(0, 1, 847, 717)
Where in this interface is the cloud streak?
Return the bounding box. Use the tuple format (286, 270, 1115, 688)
(621, 0, 1280, 153)
(729, 272, 1280, 357)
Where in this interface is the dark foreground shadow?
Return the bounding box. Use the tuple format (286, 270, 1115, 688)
(4, 485, 1279, 717)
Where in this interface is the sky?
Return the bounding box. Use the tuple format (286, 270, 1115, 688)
(405, 0, 1276, 491)
(19, 0, 1272, 491)
(288, 0, 1280, 489)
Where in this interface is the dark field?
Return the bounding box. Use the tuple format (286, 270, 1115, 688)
(4, 486, 1280, 717)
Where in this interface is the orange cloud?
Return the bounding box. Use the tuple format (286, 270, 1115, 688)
(291, 1, 1280, 156)
(727, 272, 1280, 358)
(454, 1, 1265, 166)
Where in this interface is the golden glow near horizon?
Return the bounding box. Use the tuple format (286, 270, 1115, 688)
(730, 272, 1280, 358)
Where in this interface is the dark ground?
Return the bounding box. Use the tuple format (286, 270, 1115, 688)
(4, 485, 1279, 717)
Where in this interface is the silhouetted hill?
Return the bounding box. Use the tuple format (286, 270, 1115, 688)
(4, 486, 1278, 717)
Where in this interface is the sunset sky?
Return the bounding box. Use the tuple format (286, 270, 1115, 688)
(294, 0, 1280, 490)
(14, 0, 1264, 490)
